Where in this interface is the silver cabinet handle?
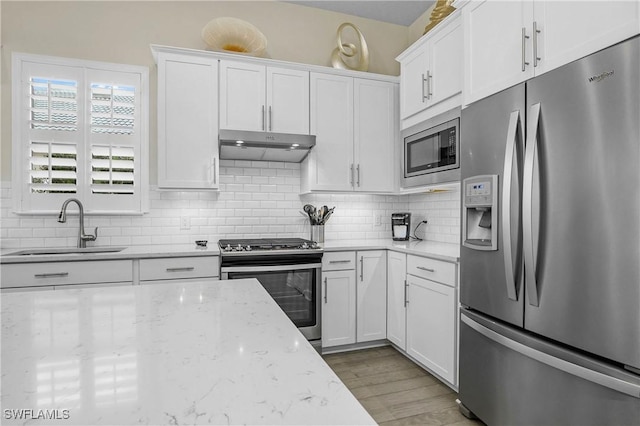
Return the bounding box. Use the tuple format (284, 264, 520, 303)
(350, 164, 354, 186)
(35, 272, 69, 278)
(166, 267, 195, 272)
(421, 73, 428, 102)
(262, 105, 265, 130)
(329, 260, 351, 264)
(324, 277, 328, 303)
(356, 164, 360, 187)
(417, 266, 435, 273)
(404, 279, 409, 307)
(427, 71, 433, 99)
(533, 21, 541, 67)
(522, 27, 530, 72)
(523, 103, 541, 307)
(268, 106, 272, 131)
(359, 256, 363, 281)
(502, 110, 522, 301)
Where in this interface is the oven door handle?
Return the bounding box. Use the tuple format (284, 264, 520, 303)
(221, 263, 322, 273)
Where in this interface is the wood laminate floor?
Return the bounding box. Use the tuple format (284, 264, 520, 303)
(323, 346, 482, 426)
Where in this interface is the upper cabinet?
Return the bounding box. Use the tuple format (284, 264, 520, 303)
(302, 73, 397, 193)
(463, 0, 640, 106)
(219, 61, 310, 134)
(397, 11, 462, 129)
(156, 51, 219, 189)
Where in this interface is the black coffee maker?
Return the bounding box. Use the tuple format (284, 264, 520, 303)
(391, 212, 411, 241)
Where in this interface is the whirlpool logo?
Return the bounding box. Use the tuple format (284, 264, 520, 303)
(588, 70, 614, 83)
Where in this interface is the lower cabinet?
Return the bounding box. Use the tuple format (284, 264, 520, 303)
(322, 269, 357, 347)
(406, 274, 456, 385)
(387, 252, 459, 387)
(387, 251, 407, 349)
(321, 250, 387, 348)
(1, 260, 133, 292)
(139, 256, 219, 283)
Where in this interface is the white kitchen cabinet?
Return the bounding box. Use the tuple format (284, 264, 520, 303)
(139, 256, 219, 282)
(532, 1, 640, 76)
(156, 51, 219, 189)
(1, 260, 133, 290)
(398, 11, 462, 127)
(406, 273, 456, 385)
(322, 269, 357, 348)
(463, 0, 640, 105)
(302, 73, 397, 193)
(304, 73, 354, 192)
(219, 61, 309, 134)
(386, 250, 407, 350)
(354, 79, 397, 192)
(356, 250, 387, 342)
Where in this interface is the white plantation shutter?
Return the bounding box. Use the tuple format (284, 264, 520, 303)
(90, 145, 135, 194)
(13, 53, 148, 213)
(29, 141, 77, 193)
(86, 69, 142, 212)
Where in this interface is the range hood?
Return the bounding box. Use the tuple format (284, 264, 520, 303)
(219, 129, 316, 162)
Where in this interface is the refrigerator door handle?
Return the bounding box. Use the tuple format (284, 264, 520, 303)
(502, 110, 521, 301)
(524, 103, 541, 306)
(461, 314, 640, 398)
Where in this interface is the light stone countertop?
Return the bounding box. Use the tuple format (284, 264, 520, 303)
(1, 238, 459, 264)
(322, 238, 460, 263)
(0, 243, 220, 264)
(0, 278, 375, 426)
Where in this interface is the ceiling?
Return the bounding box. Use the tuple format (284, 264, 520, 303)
(284, 1, 436, 26)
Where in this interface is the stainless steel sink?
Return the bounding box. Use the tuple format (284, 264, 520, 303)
(4, 247, 126, 256)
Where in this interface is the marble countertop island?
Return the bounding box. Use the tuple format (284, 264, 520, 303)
(1, 279, 375, 425)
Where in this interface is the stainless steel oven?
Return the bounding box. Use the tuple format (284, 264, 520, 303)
(219, 238, 322, 341)
(402, 107, 461, 187)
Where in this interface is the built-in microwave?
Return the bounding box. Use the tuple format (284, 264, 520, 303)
(402, 107, 461, 188)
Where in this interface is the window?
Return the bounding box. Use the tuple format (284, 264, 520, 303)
(12, 53, 149, 214)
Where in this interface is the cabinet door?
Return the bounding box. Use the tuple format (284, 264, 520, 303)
(428, 14, 463, 107)
(533, 1, 640, 76)
(399, 42, 429, 119)
(266, 67, 309, 134)
(387, 251, 407, 350)
(157, 53, 219, 189)
(406, 274, 456, 385)
(322, 270, 356, 348)
(306, 73, 354, 191)
(463, 0, 534, 105)
(356, 250, 387, 342)
(219, 61, 266, 131)
(354, 79, 396, 193)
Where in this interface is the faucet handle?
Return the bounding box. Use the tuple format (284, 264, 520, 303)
(82, 227, 98, 242)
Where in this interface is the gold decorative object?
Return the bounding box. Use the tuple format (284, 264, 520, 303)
(201, 17, 267, 57)
(423, 0, 456, 35)
(331, 23, 369, 72)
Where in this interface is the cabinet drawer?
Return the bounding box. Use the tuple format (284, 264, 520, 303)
(139, 256, 219, 281)
(1, 260, 133, 289)
(322, 252, 356, 271)
(407, 255, 456, 287)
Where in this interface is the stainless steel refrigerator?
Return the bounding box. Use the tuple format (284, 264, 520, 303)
(459, 35, 640, 425)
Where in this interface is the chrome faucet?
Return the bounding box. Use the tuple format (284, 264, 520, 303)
(58, 198, 98, 248)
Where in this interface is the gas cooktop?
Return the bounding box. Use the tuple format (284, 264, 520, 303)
(219, 238, 321, 254)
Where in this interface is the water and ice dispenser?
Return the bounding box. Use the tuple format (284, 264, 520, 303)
(462, 175, 498, 251)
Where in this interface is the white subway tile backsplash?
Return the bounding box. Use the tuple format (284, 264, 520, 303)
(0, 161, 461, 249)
